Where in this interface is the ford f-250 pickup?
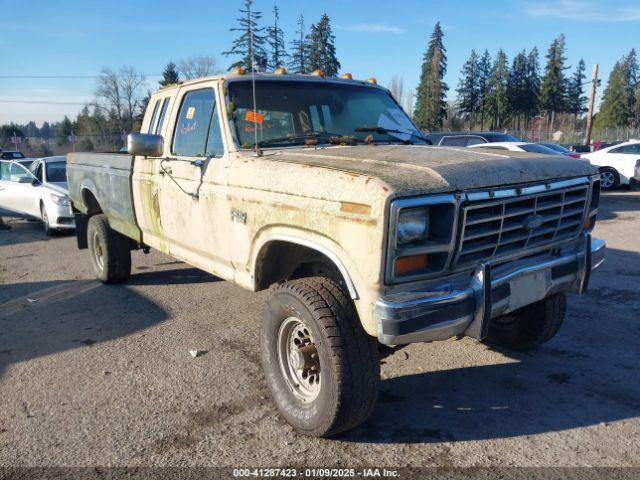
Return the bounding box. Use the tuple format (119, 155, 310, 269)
(67, 70, 605, 437)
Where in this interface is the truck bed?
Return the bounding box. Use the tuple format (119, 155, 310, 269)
(66, 152, 141, 242)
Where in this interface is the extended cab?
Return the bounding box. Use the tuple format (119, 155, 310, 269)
(67, 72, 605, 437)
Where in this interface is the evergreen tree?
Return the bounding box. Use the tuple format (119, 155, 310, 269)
(307, 14, 340, 76)
(566, 59, 587, 121)
(508, 50, 529, 129)
(288, 14, 308, 74)
(595, 61, 631, 128)
(486, 49, 510, 129)
(413, 22, 448, 130)
(456, 50, 480, 128)
(524, 47, 541, 125)
(621, 49, 639, 127)
(266, 6, 287, 70)
(540, 34, 568, 128)
(477, 50, 492, 130)
(159, 62, 180, 87)
(223, 0, 267, 72)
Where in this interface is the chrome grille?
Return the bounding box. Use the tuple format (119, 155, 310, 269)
(453, 183, 589, 268)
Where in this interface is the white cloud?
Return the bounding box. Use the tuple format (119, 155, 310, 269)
(336, 23, 405, 34)
(526, 0, 640, 21)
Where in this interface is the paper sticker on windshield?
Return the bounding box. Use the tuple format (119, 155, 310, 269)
(245, 110, 264, 124)
(186, 107, 196, 120)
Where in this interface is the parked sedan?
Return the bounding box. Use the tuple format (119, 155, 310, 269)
(537, 143, 582, 158)
(0, 156, 74, 234)
(582, 140, 640, 190)
(468, 141, 564, 155)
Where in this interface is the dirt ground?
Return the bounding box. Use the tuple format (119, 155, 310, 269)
(0, 191, 638, 468)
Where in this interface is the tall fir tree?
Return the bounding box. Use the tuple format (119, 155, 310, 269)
(266, 6, 287, 70)
(477, 50, 492, 130)
(288, 14, 308, 74)
(307, 14, 340, 76)
(456, 50, 480, 128)
(159, 62, 180, 87)
(540, 34, 568, 128)
(223, 0, 267, 72)
(621, 49, 639, 127)
(596, 61, 631, 128)
(566, 59, 587, 122)
(486, 49, 510, 130)
(508, 50, 529, 129)
(524, 47, 541, 125)
(413, 22, 448, 130)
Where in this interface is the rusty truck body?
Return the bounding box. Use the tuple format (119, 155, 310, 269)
(67, 72, 605, 437)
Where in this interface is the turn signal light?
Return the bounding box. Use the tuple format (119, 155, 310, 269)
(311, 69, 324, 77)
(583, 214, 596, 231)
(340, 73, 353, 79)
(394, 254, 429, 277)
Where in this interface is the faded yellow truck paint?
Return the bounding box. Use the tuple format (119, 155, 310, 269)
(69, 73, 599, 339)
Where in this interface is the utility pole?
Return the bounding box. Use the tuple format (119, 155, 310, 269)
(584, 64, 599, 146)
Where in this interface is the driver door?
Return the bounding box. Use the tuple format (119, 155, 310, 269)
(156, 83, 233, 280)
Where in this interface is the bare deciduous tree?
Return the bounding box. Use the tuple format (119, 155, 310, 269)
(95, 66, 146, 133)
(178, 56, 219, 80)
(389, 75, 405, 105)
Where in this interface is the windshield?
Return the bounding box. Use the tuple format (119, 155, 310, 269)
(45, 161, 67, 182)
(520, 144, 562, 155)
(227, 79, 425, 148)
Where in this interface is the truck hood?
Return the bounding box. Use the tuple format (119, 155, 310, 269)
(265, 145, 597, 195)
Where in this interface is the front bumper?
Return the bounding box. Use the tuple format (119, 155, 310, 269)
(47, 203, 75, 230)
(376, 233, 605, 345)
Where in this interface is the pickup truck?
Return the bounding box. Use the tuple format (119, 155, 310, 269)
(67, 70, 605, 437)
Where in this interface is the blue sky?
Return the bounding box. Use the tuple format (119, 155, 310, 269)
(1, 0, 638, 125)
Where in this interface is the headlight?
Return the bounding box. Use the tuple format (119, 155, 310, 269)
(386, 195, 457, 284)
(50, 193, 70, 206)
(397, 207, 429, 244)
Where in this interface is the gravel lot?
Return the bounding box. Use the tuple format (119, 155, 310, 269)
(0, 191, 639, 468)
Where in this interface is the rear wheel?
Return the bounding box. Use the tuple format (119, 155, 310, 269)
(484, 294, 566, 351)
(261, 277, 380, 437)
(599, 167, 620, 190)
(87, 214, 131, 283)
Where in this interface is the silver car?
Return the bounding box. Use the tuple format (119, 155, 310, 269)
(0, 156, 75, 234)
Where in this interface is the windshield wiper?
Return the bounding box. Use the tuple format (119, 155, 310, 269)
(354, 126, 432, 144)
(256, 131, 363, 147)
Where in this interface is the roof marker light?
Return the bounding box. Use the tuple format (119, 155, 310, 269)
(274, 66, 288, 75)
(366, 77, 377, 84)
(311, 69, 324, 77)
(340, 73, 353, 79)
(233, 66, 246, 75)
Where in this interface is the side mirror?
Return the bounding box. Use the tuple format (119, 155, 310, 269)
(127, 133, 164, 157)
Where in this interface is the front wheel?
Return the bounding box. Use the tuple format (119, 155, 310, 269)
(41, 203, 53, 236)
(261, 277, 380, 437)
(87, 214, 131, 283)
(599, 167, 620, 190)
(484, 293, 566, 351)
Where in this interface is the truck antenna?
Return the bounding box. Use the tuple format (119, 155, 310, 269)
(249, 0, 262, 157)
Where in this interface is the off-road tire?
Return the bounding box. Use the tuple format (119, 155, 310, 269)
(261, 277, 380, 437)
(599, 167, 620, 190)
(87, 214, 131, 283)
(484, 293, 566, 351)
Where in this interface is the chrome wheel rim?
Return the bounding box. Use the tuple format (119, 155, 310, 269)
(277, 316, 321, 403)
(600, 171, 615, 188)
(92, 231, 104, 271)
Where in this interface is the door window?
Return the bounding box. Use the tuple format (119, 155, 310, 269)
(205, 102, 225, 157)
(172, 89, 218, 157)
(147, 100, 160, 134)
(155, 98, 170, 135)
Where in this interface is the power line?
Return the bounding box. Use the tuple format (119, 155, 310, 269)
(0, 99, 89, 106)
(0, 74, 162, 79)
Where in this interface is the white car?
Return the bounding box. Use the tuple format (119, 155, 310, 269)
(582, 140, 640, 190)
(468, 141, 564, 155)
(0, 156, 75, 234)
